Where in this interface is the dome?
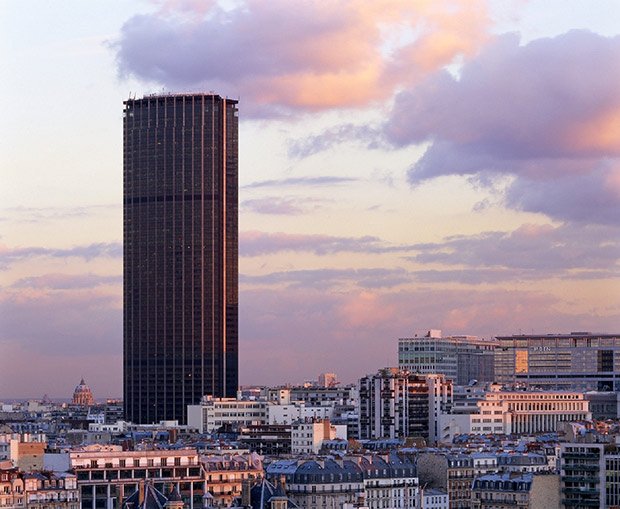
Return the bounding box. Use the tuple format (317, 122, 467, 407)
(72, 378, 94, 406)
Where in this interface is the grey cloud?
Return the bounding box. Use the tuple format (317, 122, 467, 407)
(384, 30, 620, 225)
(116, 5, 349, 86)
(242, 196, 328, 215)
(0, 242, 122, 269)
(412, 268, 546, 285)
(409, 223, 620, 271)
(243, 176, 358, 189)
(11, 273, 122, 290)
(288, 124, 385, 159)
(0, 289, 121, 357)
(411, 268, 620, 284)
(505, 163, 620, 225)
(241, 268, 411, 289)
(240, 231, 412, 257)
(0, 204, 119, 224)
(387, 31, 620, 156)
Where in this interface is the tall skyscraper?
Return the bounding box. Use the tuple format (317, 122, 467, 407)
(123, 93, 238, 424)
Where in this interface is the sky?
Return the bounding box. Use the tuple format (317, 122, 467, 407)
(1, 0, 619, 399)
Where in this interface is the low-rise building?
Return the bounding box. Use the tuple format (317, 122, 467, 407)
(357, 454, 418, 509)
(0, 461, 25, 508)
(267, 458, 364, 509)
(291, 420, 346, 455)
(61, 446, 204, 509)
(23, 472, 79, 509)
(417, 453, 473, 509)
(496, 453, 552, 473)
(471, 472, 559, 508)
(237, 425, 292, 456)
(420, 488, 448, 509)
(267, 454, 419, 509)
(267, 403, 333, 426)
(0, 434, 47, 472)
(470, 454, 497, 477)
(201, 453, 262, 507)
(187, 397, 267, 434)
(439, 388, 591, 442)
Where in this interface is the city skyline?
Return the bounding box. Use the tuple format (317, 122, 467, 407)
(1, 0, 619, 398)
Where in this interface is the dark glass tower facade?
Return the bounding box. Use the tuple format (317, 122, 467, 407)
(123, 94, 238, 424)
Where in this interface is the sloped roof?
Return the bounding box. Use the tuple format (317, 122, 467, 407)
(122, 482, 168, 509)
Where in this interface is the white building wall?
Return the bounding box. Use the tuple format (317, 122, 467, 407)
(187, 399, 267, 433)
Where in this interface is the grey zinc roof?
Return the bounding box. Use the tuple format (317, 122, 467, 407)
(122, 482, 168, 509)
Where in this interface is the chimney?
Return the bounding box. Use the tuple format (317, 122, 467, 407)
(138, 481, 145, 506)
(357, 493, 366, 507)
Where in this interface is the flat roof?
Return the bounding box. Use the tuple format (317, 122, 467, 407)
(496, 332, 619, 340)
(124, 93, 238, 105)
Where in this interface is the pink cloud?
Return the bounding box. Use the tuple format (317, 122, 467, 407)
(388, 31, 620, 157)
(115, 0, 491, 114)
(240, 285, 620, 385)
(383, 30, 620, 225)
(240, 230, 389, 256)
(337, 290, 396, 329)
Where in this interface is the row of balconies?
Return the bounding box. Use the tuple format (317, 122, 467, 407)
(27, 494, 78, 502)
(563, 476, 599, 483)
(563, 453, 601, 460)
(76, 467, 203, 482)
(562, 487, 599, 495)
(562, 498, 600, 507)
(563, 465, 600, 472)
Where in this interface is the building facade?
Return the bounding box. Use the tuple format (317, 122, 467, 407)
(559, 443, 604, 509)
(201, 453, 262, 507)
(417, 454, 474, 509)
(471, 473, 559, 509)
(0, 462, 79, 509)
(495, 332, 620, 391)
(236, 425, 292, 456)
(187, 397, 266, 434)
(398, 331, 497, 385)
(359, 369, 452, 444)
(439, 389, 591, 442)
(123, 93, 239, 424)
(66, 447, 204, 509)
(290, 419, 346, 455)
(266, 454, 419, 509)
(23, 472, 79, 509)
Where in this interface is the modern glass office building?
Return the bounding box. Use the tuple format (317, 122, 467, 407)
(398, 330, 497, 385)
(495, 332, 620, 391)
(123, 93, 238, 424)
